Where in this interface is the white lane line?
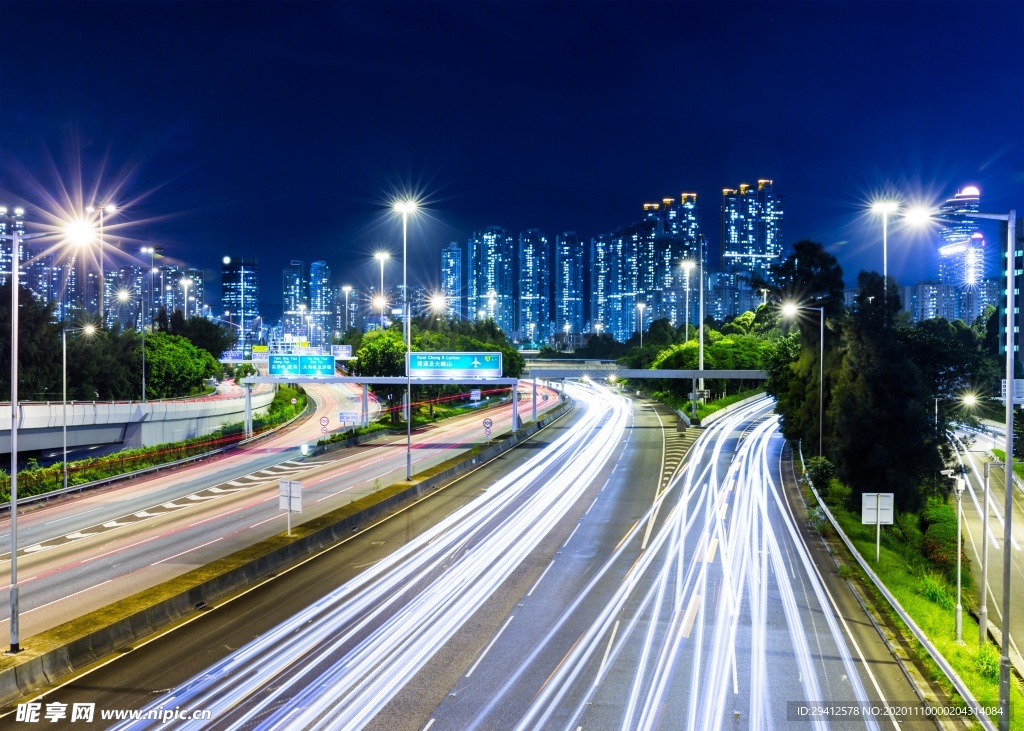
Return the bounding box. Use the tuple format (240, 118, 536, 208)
(466, 615, 514, 678)
(23, 580, 113, 615)
(527, 561, 555, 597)
(249, 514, 281, 530)
(562, 524, 581, 548)
(152, 537, 224, 566)
(594, 619, 620, 687)
(585, 497, 598, 515)
(44, 505, 106, 525)
(422, 720, 435, 731)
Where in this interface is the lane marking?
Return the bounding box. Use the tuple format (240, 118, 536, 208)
(562, 524, 581, 548)
(466, 614, 514, 678)
(681, 593, 702, 638)
(152, 537, 224, 566)
(527, 561, 555, 597)
(23, 580, 113, 615)
(594, 619, 620, 687)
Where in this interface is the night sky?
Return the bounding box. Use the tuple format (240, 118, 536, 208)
(1, 1, 1022, 317)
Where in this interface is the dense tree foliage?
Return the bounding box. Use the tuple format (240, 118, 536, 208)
(166, 310, 236, 359)
(0, 283, 222, 402)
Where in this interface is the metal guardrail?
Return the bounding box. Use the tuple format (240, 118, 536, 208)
(797, 444, 997, 731)
(0, 395, 312, 512)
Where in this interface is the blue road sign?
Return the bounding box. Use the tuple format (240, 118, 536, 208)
(407, 352, 503, 379)
(269, 354, 336, 377)
(269, 354, 301, 376)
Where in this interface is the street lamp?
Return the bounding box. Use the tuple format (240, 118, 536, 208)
(871, 200, 899, 327)
(681, 260, 695, 344)
(179, 278, 193, 318)
(342, 285, 352, 332)
(637, 302, 646, 350)
(909, 205, 1017, 726)
(430, 293, 447, 315)
(4, 209, 61, 654)
(782, 302, 825, 456)
(955, 474, 966, 644)
(86, 203, 117, 322)
(374, 252, 390, 331)
(63, 323, 97, 490)
(393, 199, 418, 480)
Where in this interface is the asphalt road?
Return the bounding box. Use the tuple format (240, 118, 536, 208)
(0, 382, 595, 730)
(0, 381, 557, 640)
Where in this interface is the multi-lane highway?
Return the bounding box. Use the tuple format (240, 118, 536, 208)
(18, 386, 942, 730)
(0, 380, 556, 640)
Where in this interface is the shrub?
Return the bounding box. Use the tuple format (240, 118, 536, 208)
(920, 500, 972, 586)
(919, 573, 954, 610)
(974, 642, 1000, 681)
(805, 456, 837, 489)
(808, 506, 830, 535)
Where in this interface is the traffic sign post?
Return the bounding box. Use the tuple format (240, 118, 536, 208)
(319, 416, 329, 426)
(279, 480, 302, 536)
(861, 492, 894, 563)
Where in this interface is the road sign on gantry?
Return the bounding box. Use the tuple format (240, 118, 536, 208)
(407, 352, 503, 379)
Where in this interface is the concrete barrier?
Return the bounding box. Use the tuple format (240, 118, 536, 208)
(0, 396, 572, 708)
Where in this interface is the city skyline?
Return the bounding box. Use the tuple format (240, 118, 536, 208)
(0, 1, 1020, 296)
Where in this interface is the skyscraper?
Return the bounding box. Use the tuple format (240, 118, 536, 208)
(282, 259, 307, 338)
(936, 186, 995, 324)
(720, 179, 783, 283)
(468, 226, 514, 333)
(518, 229, 551, 343)
(309, 260, 331, 348)
(440, 242, 463, 320)
(554, 231, 583, 338)
(222, 257, 260, 350)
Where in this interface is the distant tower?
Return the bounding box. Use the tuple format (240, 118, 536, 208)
(440, 242, 463, 319)
(468, 226, 514, 332)
(518, 229, 551, 342)
(721, 179, 783, 282)
(554, 231, 583, 338)
(309, 260, 331, 347)
(221, 257, 260, 349)
(282, 260, 307, 338)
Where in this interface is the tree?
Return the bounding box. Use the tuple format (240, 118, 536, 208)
(0, 282, 62, 401)
(170, 314, 235, 359)
(144, 331, 220, 399)
(829, 272, 940, 512)
(352, 330, 407, 423)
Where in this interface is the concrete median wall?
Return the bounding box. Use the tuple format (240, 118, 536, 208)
(0, 396, 572, 708)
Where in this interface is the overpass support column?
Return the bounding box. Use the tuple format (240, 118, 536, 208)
(362, 383, 369, 427)
(532, 377, 537, 423)
(244, 383, 252, 438)
(512, 380, 519, 431)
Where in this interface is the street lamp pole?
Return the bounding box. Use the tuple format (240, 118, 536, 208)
(698, 239, 705, 393)
(87, 203, 116, 323)
(2, 214, 51, 654)
(637, 303, 646, 350)
(782, 303, 825, 456)
(980, 460, 992, 644)
(342, 285, 352, 332)
(955, 475, 965, 643)
(682, 261, 694, 344)
(62, 328, 67, 491)
(394, 202, 417, 480)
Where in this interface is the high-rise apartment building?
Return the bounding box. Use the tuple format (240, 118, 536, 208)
(721, 179, 783, 283)
(518, 229, 551, 343)
(282, 259, 308, 338)
(554, 231, 583, 338)
(468, 226, 515, 333)
(308, 260, 331, 348)
(440, 242, 463, 320)
(222, 257, 260, 349)
(0, 206, 27, 289)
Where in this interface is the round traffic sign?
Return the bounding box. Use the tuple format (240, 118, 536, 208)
(319, 416, 329, 426)
(291, 398, 298, 405)
(483, 418, 493, 428)
(321, 426, 328, 433)
(485, 427, 491, 437)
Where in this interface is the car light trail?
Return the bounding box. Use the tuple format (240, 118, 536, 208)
(111, 382, 628, 731)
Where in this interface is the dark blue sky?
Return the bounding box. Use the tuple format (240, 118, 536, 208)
(1, 0, 1022, 309)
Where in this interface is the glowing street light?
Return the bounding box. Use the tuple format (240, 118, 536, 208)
(636, 302, 646, 350)
(86, 203, 117, 322)
(393, 199, 419, 480)
(681, 260, 695, 344)
(782, 301, 825, 456)
(374, 252, 390, 332)
(179, 278, 194, 318)
(870, 200, 899, 284)
(341, 285, 352, 332)
(430, 293, 447, 314)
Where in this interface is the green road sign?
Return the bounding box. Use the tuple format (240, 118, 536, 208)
(269, 354, 336, 377)
(407, 352, 503, 379)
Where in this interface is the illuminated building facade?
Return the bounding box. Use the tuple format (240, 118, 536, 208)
(518, 229, 551, 343)
(554, 231, 583, 339)
(468, 226, 514, 332)
(440, 242, 463, 319)
(720, 179, 783, 282)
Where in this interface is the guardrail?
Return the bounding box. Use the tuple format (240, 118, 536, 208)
(798, 443, 997, 731)
(0, 394, 313, 513)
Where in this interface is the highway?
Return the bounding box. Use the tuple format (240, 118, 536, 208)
(21, 388, 939, 730)
(949, 429, 1024, 664)
(0, 380, 556, 640)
